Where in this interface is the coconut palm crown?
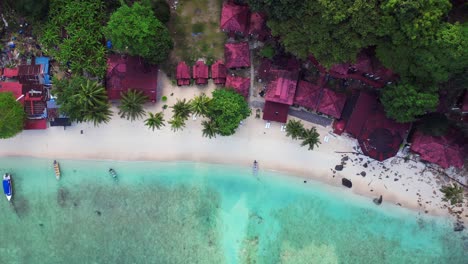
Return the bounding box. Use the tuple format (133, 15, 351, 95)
(145, 112, 165, 131)
(285, 119, 305, 140)
(201, 120, 218, 139)
(299, 127, 321, 151)
(169, 115, 186, 132)
(171, 98, 192, 120)
(190, 93, 211, 117)
(118, 89, 148, 121)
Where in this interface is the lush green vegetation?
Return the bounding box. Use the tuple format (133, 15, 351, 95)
(40, 0, 107, 78)
(169, 115, 186, 132)
(171, 99, 192, 121)
(145, 112, 165, 131)
(104, 2, 173, 64)
(0, 93, 26, 139)
(285, 119, 321, 151)
(52, 76, 112, 126)
(206, 89, 251, 136)
(118, 90, 148, 121)
(285, 119, 305, 140)
(5, 0, 49, 20)
(440, 184, 464, 205)
(141, 0, 171, 24)
(417, 113, 451, 137)
(201, 120, 218, 139)
(190, 93, 211, 117)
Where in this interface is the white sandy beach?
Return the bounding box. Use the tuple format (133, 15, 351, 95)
(0, 72, 466, 223)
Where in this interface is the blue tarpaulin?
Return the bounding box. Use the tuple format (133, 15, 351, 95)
(35, 56, 51, 85)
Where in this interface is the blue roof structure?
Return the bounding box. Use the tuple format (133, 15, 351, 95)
(35, 56, 51, 85)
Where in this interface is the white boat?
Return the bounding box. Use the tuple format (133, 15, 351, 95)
(253, 160, 259, 175)
(3, 173, 12, 201)
(109, 168, 118, 181)
(54, 160, 61, 180)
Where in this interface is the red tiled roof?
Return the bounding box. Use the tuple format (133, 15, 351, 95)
(410, 131, 464, 168)
(359, 127, 402, 161)
(264, 70, 298, 105)
(18, 65, 43, 84)
(211, 60, 227, 85)
(225, 42, 251, 69)
(293, 80, 322, 110)
(106, 55, 158, 101)
(220, 2, 249, 35)
(316, 89, 347, 119)
(329, 63, 351, 78)
(263, 101, 289, 123)
(3, 68, 19, 78)
(24, 119, 47, 130)
(193, 61, 209, 85)
(0, 81, 24, 104)
(226, 75, 250, 99)
(249, 12, 270, 40)
(176, 61, 191, 86)
(345, 92, 378, 137)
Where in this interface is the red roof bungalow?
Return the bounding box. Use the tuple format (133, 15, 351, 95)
(106, 55, 159, 101)
(225, 42, 251, 69)
(226, 75, 250, 99)
(211, 60, 227, 85)
(316, 88, 347, 119)
(263, 70, 298, 123)
(176, 61, 191, 86)
(193, 61, 209, 85)
(220, 2, 250, 36)
(410, 131, 465, 168)
(2, 68, 19, 78)
(18, 64, 43, 84)
(293, 80, 323, 111)
(249, 12, 270, 40)
(345, 92, 378, 137)
(0, 81, 24, 104)
(329, 63, 351, 79)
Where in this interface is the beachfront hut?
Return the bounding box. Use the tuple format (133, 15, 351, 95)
(410, 131, 465, 169)
(176, 61, 191, 86)
(193, 61, 209, 85)
(316, 88, 347, 119)
(262, 70, 298, 123)
(106, 55, 159, 101)
(248, 12, 270, 40)
(293, 80, 322, 111)
(211, 60, 227, 85)
(220, 2, 250, 37)
(226, 75, 250, 99)
(225, 42, 251, 69)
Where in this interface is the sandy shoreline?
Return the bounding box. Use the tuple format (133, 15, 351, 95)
(0, 72, 466, 224)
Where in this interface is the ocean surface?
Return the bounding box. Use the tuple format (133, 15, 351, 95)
(0, 157, 466, 264)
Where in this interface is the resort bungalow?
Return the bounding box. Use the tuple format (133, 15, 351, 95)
(220, 2, 250, 37)
(23, 83, 48, 130)
(293, 80, 322, 111)
(211, 60, 227, 85)
(316, 88, 347, 119)
(192, 61, 209, 85)
(249, 12, 270, 41)
(263, 70, 298, 123)
(176, 61, 191, 86)
(225, 42, 251, 69)
(106, 55, 159, 102)
(345, 92, 409, 161)
(225, 75, 250, 99)
(410, 131, 465, 169)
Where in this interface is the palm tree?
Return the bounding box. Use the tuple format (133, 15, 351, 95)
(440, 184, 464, 205)
(145, 112, 165, 131)
(171, 98, 192, 120)
(285, 119, 305, 140)
(72, 80, 112, 126)
(299, 127, 321, 150)
(169, 115, 186, 132)
(190, 93, 211, 117)
(118, 90, 148, 121)
(201, 120, 218, 138)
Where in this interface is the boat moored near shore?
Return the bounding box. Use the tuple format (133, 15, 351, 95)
(2, 173, 12, 201)
(54, 160, 61, 180)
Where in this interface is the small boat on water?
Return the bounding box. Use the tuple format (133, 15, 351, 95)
(109, 168, 118, 180)
(3, 173, 12, 201)
(253, 160, 259, 175)
(54, 160, 61, 180)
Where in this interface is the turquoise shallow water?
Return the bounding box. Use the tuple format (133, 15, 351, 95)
(0, 157, 466, 264)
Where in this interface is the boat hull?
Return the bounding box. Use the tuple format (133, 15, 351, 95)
(3, 174, 12, 201)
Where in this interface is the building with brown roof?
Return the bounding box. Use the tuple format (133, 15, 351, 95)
(193, 61, 209, 85)
(211, 60, 227, 85)
(248, 12, 270, 40)
(293, 80, 322, 111)
(316, 88, 347, 119)
(225, 42, 251, 69)
(106, 55, 159, 101)
(176, 61, 191, 86)
(220, 2, 250, 36)
(263, 70, 298, 123)
(226, 75, 250, 99)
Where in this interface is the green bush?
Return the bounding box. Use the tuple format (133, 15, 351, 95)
(162, 95, 168, 102)
(259, 45, 275, 59)
(142, 0, 171, 23)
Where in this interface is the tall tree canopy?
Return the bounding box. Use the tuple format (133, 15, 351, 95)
(0, 93, 26, 139)
(40, 0, 107, 78)
(381, 83, 439, 123)
(104, 3, 173, 64)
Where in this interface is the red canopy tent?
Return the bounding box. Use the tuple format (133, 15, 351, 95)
(220, 2, 250, 36)
(316, 89, 347, 119)
(410, 131, 464, 168)
(225, 42, 251, 69)
(193, 61, 209, 85)
(226, 75, 250, 99)
(176, 61, 191, 86)
(293, 80, 323, 111)
(211, 60, 227, 85)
